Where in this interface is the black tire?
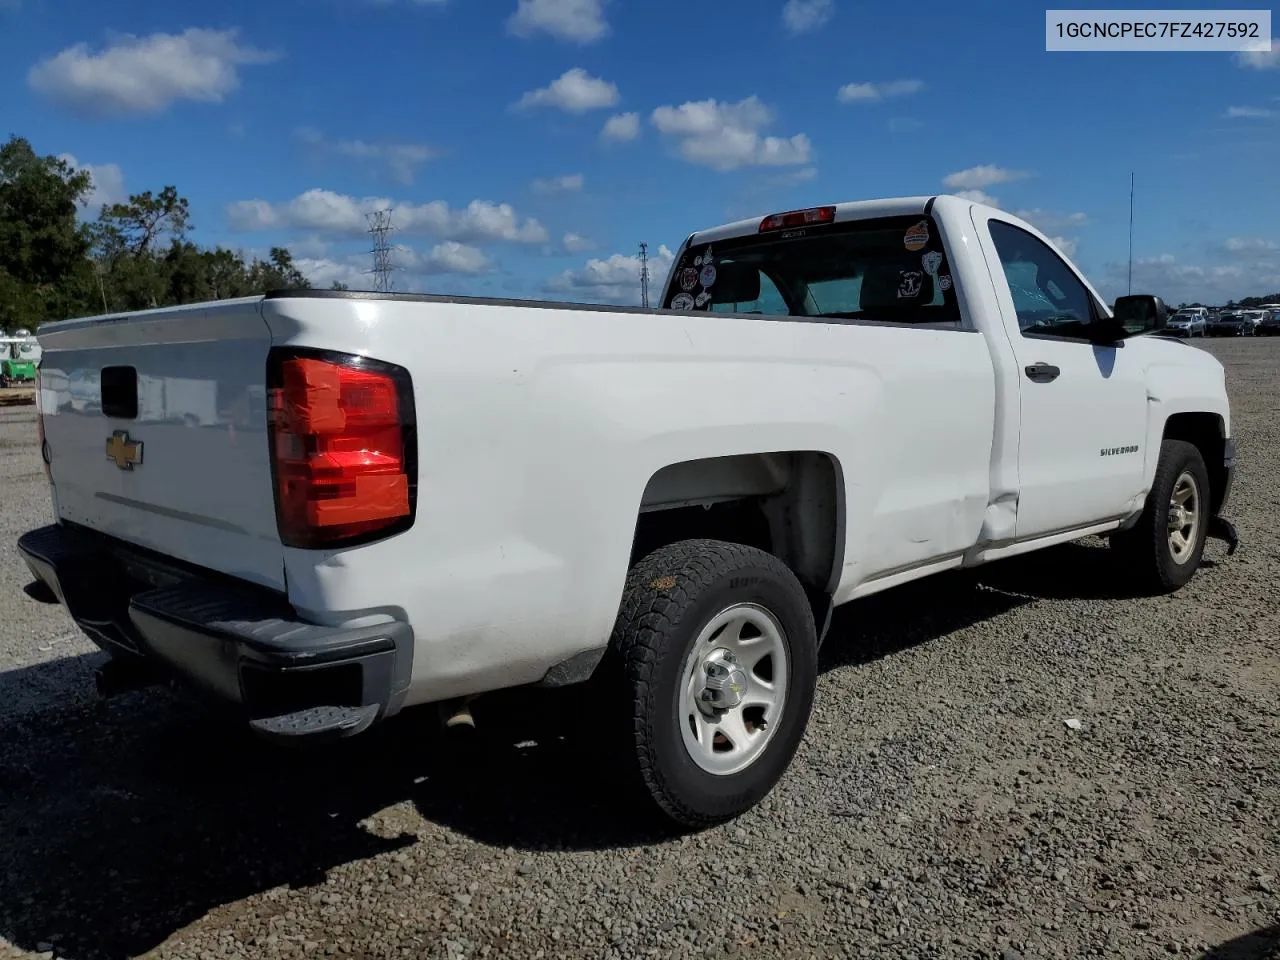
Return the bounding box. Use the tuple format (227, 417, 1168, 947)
(609, 539, 818, 829)
(1111, 439, 1211, 593)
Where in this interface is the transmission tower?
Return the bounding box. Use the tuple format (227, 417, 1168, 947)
(367, 208, 397, 293)
(639, 242, 651, 308)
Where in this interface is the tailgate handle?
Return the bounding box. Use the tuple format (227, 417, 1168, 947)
(101, 366, 139, 419)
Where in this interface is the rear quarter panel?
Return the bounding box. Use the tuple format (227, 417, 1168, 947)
(263, 295, 996, 703)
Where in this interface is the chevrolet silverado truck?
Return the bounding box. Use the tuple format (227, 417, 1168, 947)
(16, 194, 1240, 828)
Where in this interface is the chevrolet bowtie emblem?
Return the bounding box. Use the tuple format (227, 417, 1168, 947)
(105, 430, 143, 470)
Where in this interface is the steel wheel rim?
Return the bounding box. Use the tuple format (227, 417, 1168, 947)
(678, 602, 789, 777)
(1167, 470, 1201, 565)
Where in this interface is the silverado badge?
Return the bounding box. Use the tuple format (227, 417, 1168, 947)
(105, 430, 143, 470)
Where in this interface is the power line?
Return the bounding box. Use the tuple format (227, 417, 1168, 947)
(367, 208, 397, 293)
(639, 242, 650, 308)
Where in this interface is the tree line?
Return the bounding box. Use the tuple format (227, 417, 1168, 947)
(0, 134, 345, 335)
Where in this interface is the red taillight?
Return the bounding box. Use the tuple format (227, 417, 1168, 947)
(758, 206, 836, 232)
(267, 351, 415, 549)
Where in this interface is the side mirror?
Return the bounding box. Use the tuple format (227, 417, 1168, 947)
(1111, 294, 1168, 336)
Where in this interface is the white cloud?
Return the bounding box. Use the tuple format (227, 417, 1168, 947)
(507, 0, 608, 43)
(836, 79, 925, 103)
(514, 67, 619, 113)
(545, 244, 675, 305)
(601, 111, 640, 142)
(294, 256, 369, 290)
(1225, 237, 1278, 252)
(1014, 208, 1089, 232)
(771, 166, 818, 186)
(58, 153, 126, 209)
(943, 164, 1028, 190)
(1235, 39, 1279, 70)
(407, 241, 493, 274)
(289, 234, 333, 259)
(650, 96, 811, 172)
(226, 189, 548, 244)
(296, 241, 491, 290)
(781, 0, 832, 34)
(954, 189, 1001, 207)
(1103, 247, 1280, 305)
(296, 127, 437, 184)
(1225, 105, 1275, 118)
(1007, 210, 1086, 258)
(1048, 236, 1078, 258)
(531, 173, 584, 194)
(562, 232, 596, 253)
(28, 27, 278, 117)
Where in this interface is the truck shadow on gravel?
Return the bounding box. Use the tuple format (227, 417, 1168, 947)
(1199, 924, 1280, 960)
(0, 539, 1207, 960)
(818, 537, 1174, 673)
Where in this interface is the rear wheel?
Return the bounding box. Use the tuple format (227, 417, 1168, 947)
(1111, 439, 1210, 593)
(609, 539, 818, 828)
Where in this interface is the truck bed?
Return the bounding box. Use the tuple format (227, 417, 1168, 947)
(31, 288, 997, 706)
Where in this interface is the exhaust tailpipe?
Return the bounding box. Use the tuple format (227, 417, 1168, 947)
(94, 657, 161, 699)
(438, 695, 479, 730)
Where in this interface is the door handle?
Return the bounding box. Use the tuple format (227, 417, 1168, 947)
(1024, 362, 1061, 383)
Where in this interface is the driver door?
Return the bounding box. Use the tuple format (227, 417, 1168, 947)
(977, 217, 1150, 541)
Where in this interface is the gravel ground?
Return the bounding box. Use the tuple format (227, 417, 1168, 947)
(0, 340, 1277, 960)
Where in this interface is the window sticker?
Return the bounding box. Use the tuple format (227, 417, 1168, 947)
(671, 292, 695, 310)
(938, 274, 953, 291)
(679, 267, 698, 292)
(700, 263, 717, 288)
(695, 291, 711, 307)
(903, 220, 930, 251)
(898, 270, 924, 298)
(922, 250, 943, 275)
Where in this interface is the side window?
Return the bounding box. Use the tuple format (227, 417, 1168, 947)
(987, 220, 1099, 340)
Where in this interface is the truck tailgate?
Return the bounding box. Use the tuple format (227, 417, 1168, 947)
(36, 298, 285, 591)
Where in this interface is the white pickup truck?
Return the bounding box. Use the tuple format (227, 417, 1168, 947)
(17, 194, 1239, 828)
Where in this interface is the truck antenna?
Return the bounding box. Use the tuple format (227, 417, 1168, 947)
(367, 208, 397, 294)
(639, 242, 651, 309)
(1127, 171, 1135, 296)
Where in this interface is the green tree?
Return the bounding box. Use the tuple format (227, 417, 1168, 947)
(94, 185, 191, 258)
(0, 135, 95, 331)
(247, 246, 309, 292)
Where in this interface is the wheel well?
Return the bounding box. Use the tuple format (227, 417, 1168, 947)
(1163, 412, 1227, 515)
(629, 452, 844, 635)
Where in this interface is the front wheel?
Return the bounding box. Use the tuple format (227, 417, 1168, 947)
(609, 539, 818, 828)
(1111, 439, 1210, 593)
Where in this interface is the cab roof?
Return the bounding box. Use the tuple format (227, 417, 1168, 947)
(687, 196, 938, 247)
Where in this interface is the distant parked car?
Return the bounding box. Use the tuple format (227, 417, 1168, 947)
(1166, 309, 1208, 337)
(1240, 310, 1267, 335)
(1209, 312, 1252, 336)
(1257, 309, 1280, 336)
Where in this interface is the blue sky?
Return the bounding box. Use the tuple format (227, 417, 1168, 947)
(2, 0, 1278, 306)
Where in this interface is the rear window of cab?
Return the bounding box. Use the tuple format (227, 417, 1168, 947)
(662, 212, 961, 328)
